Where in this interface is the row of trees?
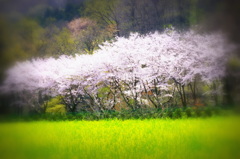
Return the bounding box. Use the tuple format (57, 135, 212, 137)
(1, 0, 238, 114)
(84, 0, 220, 36)
(0, 0, 222, 83)
(0, 17, 117, 81)
(1, 29, 234, 113)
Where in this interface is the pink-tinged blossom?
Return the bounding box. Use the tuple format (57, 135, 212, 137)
(1, 29, 235, 109)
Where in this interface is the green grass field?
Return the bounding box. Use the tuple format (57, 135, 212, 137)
(0, 116, 240, 159)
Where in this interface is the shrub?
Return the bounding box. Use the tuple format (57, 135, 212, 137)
(43, 96, 66, 114)
(185, 107, 195, 117)
(173, 108, 183, 119)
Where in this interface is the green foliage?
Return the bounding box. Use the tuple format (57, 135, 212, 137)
(5, 106, 228, 121)
(39, 26, 78, 57)
(39, 2, 84, 25)
(185, 107, 195, 117)
(98, 86, 111, 94)
(0, 18, 44, 66)
(188, 0, 198, 25)
(84, 0, 119, 26)
(228, 57, 240, 70)
(163, 24, 173, 29)
(52, 27, 76, 55)
(45, 104, 66, 114)
(43, 96, 66, 115)
(173, 108, 184, 119)
(68, 18, 117, 54)
(46, 96, 62, 106)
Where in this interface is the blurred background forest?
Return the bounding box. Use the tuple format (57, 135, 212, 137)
(0, 0, 239, 115)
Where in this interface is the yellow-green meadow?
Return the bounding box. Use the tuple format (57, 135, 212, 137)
(0, 116, 240, 159)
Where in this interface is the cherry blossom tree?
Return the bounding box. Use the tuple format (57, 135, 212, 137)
(1, 28, 234, 112)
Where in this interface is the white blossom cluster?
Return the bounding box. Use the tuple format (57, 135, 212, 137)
(1, 29, 234, 109)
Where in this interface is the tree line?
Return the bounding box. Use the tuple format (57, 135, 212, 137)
(0, 0, 239, 114)
(1, 29, 234, 114)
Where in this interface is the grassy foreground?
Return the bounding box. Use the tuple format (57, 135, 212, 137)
(0, 116, 240, 159)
